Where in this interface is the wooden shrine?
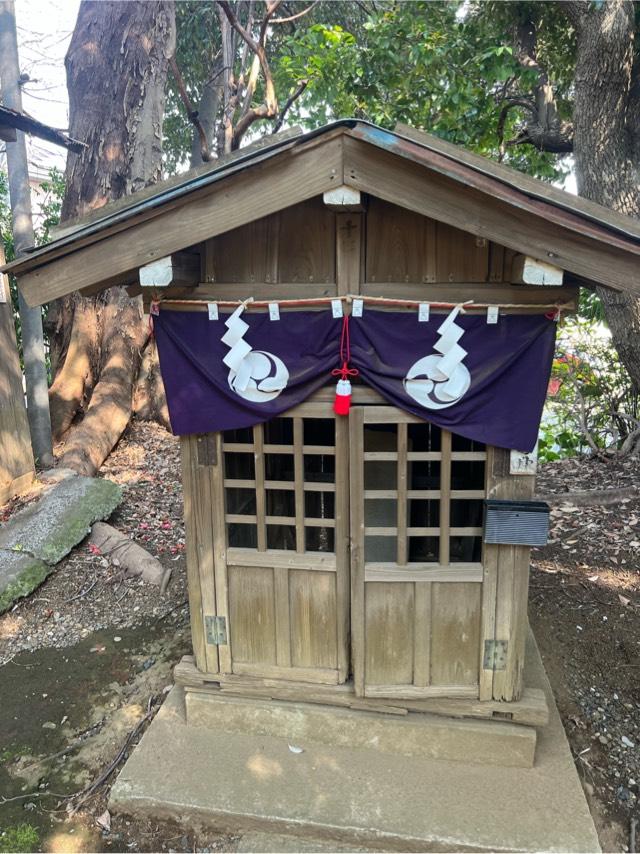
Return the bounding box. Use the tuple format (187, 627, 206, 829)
(7, 121, 640, 750)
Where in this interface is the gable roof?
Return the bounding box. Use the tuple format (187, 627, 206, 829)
(5, 119, 640, 306)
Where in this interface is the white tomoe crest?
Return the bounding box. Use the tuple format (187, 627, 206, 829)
(222, 305, 289, 403)
(404, 305, 471, 410)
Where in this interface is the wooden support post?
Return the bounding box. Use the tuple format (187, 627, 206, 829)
(480, 446, 534, 701)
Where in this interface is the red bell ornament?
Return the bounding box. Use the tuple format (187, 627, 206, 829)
(334, 378, 352, 415)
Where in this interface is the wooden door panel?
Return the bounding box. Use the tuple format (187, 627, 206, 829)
(228, 565, 277, 666)
(430, 582, 481, 687)
(351, 406, 486, 700)
(217, 405, 349, 684)
(289, 569, 338, 669)
(364, 582, 415, 686)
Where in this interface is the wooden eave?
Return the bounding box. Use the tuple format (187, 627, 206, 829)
(4, 120, 640, 307)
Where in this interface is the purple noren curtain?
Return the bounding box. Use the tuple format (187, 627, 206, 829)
(154, 307, 555, 452)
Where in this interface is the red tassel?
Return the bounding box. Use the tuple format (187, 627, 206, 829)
(334, 378, 352, 415)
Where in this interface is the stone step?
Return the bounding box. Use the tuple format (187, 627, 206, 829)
(184, 688, 537, 769)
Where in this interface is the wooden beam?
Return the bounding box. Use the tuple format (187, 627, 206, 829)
(511, 254, 563, 286)
(18, 137, 344, 307)
(0, 104, 85, 153)
(343, 135, 640, 294)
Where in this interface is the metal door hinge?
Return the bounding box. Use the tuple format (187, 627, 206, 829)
(205, 615, 227, 646)
(483, 639, 508, 671)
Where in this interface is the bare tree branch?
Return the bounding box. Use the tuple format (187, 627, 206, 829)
(217, 0, 281, 149)
(272, 79, 308, 133)
(271, 1, 320, 24)
(169, 55, 212, 161)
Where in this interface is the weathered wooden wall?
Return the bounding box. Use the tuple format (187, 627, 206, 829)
(196, 194, 578, 310)
(0, 257, 34, 504)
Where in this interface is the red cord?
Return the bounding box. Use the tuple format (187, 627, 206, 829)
(331, 315, 359, 380)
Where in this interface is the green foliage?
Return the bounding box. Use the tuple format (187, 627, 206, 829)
(0, 824, 39, 854)
(540, 318, 639, 460)
(276, 0, 573, 180)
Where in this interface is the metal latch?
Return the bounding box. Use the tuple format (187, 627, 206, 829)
(205, 615, 227, 646)
(483, 639, 508, 671)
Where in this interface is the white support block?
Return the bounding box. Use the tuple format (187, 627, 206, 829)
(323, 185, 363, 211)
(139, 256, 175, 288)
(511, 255, 564, 286)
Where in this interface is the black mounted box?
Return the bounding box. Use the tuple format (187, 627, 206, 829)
(483, 499, 550, 547)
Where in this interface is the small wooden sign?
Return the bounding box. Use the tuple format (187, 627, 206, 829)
(510, 445, 538, 475)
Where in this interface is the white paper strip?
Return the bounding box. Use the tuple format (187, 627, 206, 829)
(269, 303, 280, 321)
(208, 303, 219, 321)
(331, 299, 343, 318)
(223, 338, 252, 371)
(487, 305, 499, 324)
(418, 303, 430, 322)
(352, 298, 363, 317)
(437, 343, 468, 378)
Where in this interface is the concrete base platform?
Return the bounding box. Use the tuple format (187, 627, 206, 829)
(110, 635, 600, 852)
(185, 689, 537, 768)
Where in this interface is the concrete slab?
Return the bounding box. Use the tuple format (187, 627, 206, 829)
(235, 831, 367, 852)
(0, 476, 122, 612)
(0, 551, 48, 613)
(110, 634, 600, 852)
(185, 689, 537, 768)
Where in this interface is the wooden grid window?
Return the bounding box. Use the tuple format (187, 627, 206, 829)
(363, 422, 485, 567)
(222, 416, 337, 554)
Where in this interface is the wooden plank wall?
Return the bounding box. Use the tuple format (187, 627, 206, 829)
(198, 195, 577, 310)
(0, 260, 34, 505)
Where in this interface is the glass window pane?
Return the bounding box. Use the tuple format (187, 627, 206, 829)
(225, 488, 256, 515)
(450, 536, 482, 563)
(266, 489, 295, 517)
(408, 422, 441, 452)
(408, 536, 440, 563)
(264, 417, 294, 445)
(451, 499, 484, 527)
(304, 491, 335, 519)
(267, 525, 296, 550)
(304, 454, 335, 483)
(228, 523, 257, 548)
(364, 423, 397, 452)
(365, 498, 396, 528)
(451, 461, 485, 490)
(265, 454, 294, 481)
(305, 526, 335, 552)
(365, 535, 396, 562)
(451, 432, 485, 452)
(224, 452, 255, 479)
(409, 460, 440, 490)
(223, 426, 253, 444)
(408, 498, 440, 528)
(364, 461, 396, 490)
(303, 418, 334, 446)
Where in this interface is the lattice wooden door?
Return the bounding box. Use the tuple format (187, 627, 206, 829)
(215, 401, 350, 684)
(349, 406, 487, 699)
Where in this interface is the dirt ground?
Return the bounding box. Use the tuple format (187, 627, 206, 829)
(1, 421, 640, 852)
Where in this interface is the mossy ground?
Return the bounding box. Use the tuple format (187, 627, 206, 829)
(0, 824, 39, 853)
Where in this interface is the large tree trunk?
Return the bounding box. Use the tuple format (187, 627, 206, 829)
(48, 0, 174, 476)
(567, 0, 640, 384)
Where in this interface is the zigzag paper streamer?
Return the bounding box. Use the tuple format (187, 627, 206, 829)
(221, 306, 289, 403)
